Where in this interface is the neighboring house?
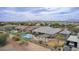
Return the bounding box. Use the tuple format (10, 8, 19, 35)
(15, 26, 39, 31)
(24, 26, 40, 31)
(3, 25, 17, 30)
(66, 35, 79, 48)
(15, 26, 27, 31)
(0, 27, 5, 31)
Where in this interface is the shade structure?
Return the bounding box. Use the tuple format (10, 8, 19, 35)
(67, 35, 79, 42)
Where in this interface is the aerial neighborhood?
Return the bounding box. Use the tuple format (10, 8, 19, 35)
(0, 21, 79, 51)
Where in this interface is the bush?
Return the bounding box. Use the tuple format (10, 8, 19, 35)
(12, 36, 20, 41)
(0, 34, 7, 46)
(54, 34, 64, 40)
(51, 22, 61, 28)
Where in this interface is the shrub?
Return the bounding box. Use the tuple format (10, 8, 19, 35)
(12, 36, 20, 41)
(0, 34, 7, 46)
(54, 34, 64, 40)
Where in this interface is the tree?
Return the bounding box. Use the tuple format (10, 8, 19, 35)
(40, 22, 48, 26)
(71, 27, 79, 35)
(55, 34, 64, 40)
(67, 24, 76, 31)
(0, 33, 7, 46)
(0, 22, 5, 26)
(54, 34, 64, 47)
(61, 24, 65, 28)
(51, 22, 60, 28)
(12, 36, 20, 41)
(35, 23, 41, 26)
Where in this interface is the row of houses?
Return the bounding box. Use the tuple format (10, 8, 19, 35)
(31, 26, 72, 51)
(0, 25, 17, 31)
(1, 25, 78, 48)
(0, 25, 40, 31)
(0, 25, 72, 40)
(1, 25, 79, 50)
(13, 26, 79, 50)
(32, 26, 71, 39)
(15, 26, 40, 31)
(32, 26, 79, 50)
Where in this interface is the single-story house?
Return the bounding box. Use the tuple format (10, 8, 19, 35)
(66, 35, 79, 48)
(0, 26, 5, 31)
(32, 26, 62, 36)
(24, 26, 40, 31)
(3, 25, 17, 30)
(15, 26, 40, 31)
(32, 26, 62, 42)
(15, 26, 27, 30)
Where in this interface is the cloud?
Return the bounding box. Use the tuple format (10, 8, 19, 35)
(0, 7, 79, 22)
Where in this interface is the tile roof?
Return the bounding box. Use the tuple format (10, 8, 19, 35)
(16, 26, 40, 31)
(33, 26, 62, 35)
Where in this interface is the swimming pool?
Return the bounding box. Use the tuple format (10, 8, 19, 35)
(20, 33, 32, 40)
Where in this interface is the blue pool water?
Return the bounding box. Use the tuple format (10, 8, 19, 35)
(20, 33, 32, 40)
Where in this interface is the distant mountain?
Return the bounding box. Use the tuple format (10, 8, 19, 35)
(67, 19, 79, 22)
(0, 19, 79, 22)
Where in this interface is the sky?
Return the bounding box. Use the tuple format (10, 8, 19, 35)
(0, 7, 79, 22)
